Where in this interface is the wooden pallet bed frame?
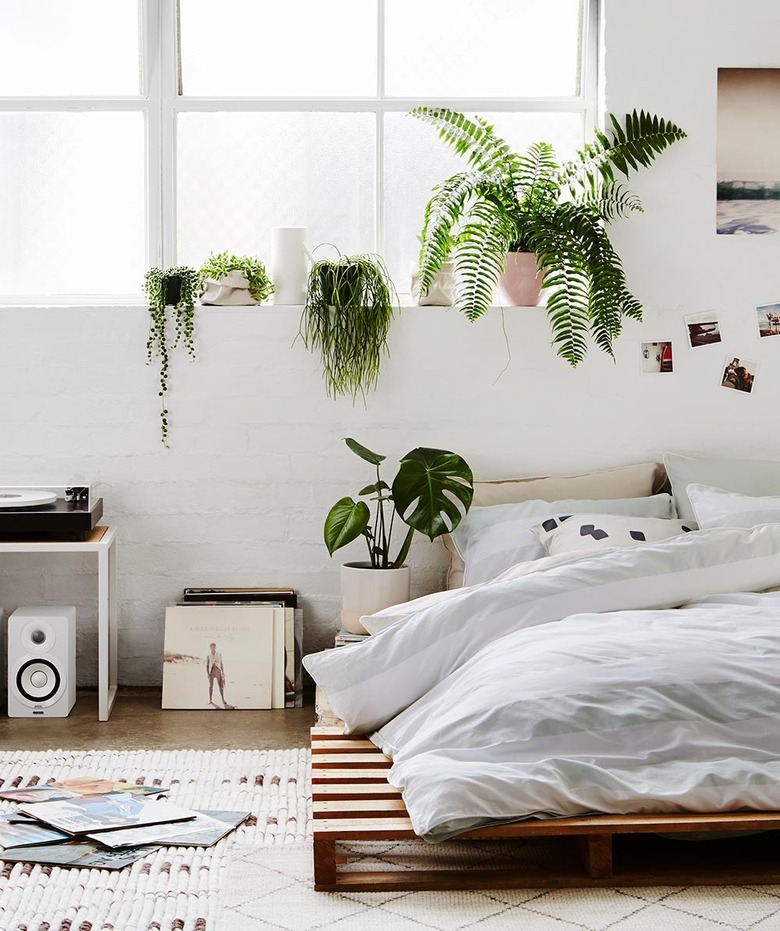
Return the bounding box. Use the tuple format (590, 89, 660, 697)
(311, 726, 780, 892)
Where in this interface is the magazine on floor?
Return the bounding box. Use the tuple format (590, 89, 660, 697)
(87, 809, 249, 848)
(18, 793, 197, 835)
(0, 840, 160, 869)
(0, 812, 71, 849)
(0, 777, 168, 805)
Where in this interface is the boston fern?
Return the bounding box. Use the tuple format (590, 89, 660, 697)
(413, 107, 687, 365)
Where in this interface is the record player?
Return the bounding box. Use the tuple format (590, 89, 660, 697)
(0, 486, 103, 541)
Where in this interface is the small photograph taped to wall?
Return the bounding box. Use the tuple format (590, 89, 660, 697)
(640, 341, 674, 374)
(756, 302, 780, 338)
(721, 356, 758, 394)
(685, 312, 722, 348)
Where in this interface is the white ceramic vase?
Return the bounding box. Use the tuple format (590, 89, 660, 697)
(340, 562, 411, 635)
(271, 227, 310, 305)
(200, 269, 255, 305)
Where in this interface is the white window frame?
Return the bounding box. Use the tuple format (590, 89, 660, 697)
(0, 0, 599, 305)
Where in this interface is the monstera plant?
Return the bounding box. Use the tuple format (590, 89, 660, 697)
(413, 107, 687, 365)
(325, 437, 474, 568)
(325, 438, 474, 634)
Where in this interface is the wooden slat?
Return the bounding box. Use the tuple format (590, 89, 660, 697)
(313, 817, 416, 839)
(312, 783, 402, 800)
(311, 739, 377, 753)
(311, 753, 391, 768)
(311, 726, 344, 738)
(314, 799, 408, 819)
(311, 768, 394, 783)
(578, 833, 613, 879)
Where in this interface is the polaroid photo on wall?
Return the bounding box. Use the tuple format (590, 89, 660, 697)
(640, 341, 674, 374)
(685, 312, 722, 348)
(756, 302, 780, 338)
(721, 356, 758, 395)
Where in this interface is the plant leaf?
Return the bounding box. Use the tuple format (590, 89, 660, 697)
(344, 437, 385, 465)
(324, 497, 371, 556)
(358, 481, 390, 496)
(392, 448, 474, 541)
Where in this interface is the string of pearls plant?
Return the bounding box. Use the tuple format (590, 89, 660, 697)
(143, 266, 201, 446)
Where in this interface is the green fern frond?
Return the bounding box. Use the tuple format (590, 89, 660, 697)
(419, 171, 484, 291)
(583, 181, 644, 221)
(454, 200, 515, 321)
(410, 107, 518, 177)
(514, 141, 560, 210)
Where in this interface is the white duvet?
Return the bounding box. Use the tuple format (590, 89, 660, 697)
(304, 526, 780, 841)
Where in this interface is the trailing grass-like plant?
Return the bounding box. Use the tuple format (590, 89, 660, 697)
(413, 107, 687, 365)
(144, 266, 201, 446)
(299, 253, 398, 400)
(199, 251, 274, 303)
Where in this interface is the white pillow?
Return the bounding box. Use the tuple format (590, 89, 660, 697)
(688, 483, 780, 529)
(532, 514, 696, 556)
(450, 494, 674, 586)
(304, 524, 780, 734)
(665, 452, 780, 521)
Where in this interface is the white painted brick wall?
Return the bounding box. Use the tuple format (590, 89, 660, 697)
(2, 0, 779, 684)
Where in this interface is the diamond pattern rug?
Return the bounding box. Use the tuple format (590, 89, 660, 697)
(219, 839, 780, 931)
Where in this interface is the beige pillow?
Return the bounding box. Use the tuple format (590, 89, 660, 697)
(443, 461, 667, 588)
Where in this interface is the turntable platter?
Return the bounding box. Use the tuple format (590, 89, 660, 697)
(0, 489, 57, 509)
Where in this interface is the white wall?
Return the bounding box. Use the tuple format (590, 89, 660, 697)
(1, 0, 779, 685)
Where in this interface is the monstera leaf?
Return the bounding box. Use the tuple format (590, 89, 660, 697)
(392, 448, 474, 542)
(324, 497, 371, 556)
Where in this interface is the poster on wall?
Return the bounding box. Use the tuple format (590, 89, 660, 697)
(161, 605, 276, 710)
(717, 68, 780, 234)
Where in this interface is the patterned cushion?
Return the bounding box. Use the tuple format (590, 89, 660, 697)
(533, 513, 696, 556)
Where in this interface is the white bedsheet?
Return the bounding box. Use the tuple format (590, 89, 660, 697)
(373, 592, 780, 839)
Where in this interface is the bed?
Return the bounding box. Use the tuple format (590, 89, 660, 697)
(304, 455, 780, 890)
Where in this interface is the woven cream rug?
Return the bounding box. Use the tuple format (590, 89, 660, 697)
(221, 834, 780, 931)
(0, 747, 309, 931)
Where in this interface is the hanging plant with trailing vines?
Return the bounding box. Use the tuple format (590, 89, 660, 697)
(144, 266, 201, 446)
(299, 252, 397, 400)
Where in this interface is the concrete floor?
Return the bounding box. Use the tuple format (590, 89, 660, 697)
(0, 688, 316, 751)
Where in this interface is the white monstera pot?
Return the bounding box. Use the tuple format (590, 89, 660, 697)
(340, 562, 411, 635)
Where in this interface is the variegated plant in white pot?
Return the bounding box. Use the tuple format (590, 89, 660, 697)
(325, 438, 474, 634)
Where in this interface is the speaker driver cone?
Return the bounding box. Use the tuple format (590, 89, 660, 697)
(16, 659, 61, 704)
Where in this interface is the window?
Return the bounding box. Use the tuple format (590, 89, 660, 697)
(0, 0, 597, 302)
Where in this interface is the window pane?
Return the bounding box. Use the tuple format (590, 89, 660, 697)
(177, 113, 375, 271)
(384, 112, 583, 292)
(179, 0, 377, 96)
(0, 1, 140, 96)
(0, 113, 145, 295)
(385, 0, 582, 98)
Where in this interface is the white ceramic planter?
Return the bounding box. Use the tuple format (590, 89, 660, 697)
(410, 260, 457, 306)
(499, 251, 543, 306)
(201, 270, 256, 305)
(340, 562, 411, 635)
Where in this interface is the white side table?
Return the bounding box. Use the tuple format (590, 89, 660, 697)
(0, 526, 118, 721)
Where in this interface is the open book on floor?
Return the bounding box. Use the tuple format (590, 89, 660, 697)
(0, 777, 168, 805)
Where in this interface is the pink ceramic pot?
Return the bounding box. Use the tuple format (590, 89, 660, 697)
(499, 252, 542, 306)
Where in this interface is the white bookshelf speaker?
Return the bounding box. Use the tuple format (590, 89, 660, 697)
(8, 606, 76, 717)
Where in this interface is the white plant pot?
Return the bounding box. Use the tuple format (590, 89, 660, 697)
(201, 270, 256, 305)
(340, 562, 411, 635)
(410, 260, 457, 306)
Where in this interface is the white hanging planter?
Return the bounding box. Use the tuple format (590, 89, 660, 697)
(340, 562, 411, 635)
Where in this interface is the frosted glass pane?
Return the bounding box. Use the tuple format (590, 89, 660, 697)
(180, 0, 377, 96)
(385, 0, 582, 98)
(0, 1, 140, 95)
(0, 113, 145, 295)
(384, 112, 583, 293)
(177, 113, 375, 271)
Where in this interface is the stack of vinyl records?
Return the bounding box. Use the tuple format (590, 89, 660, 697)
(180, 588, 303, 709)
